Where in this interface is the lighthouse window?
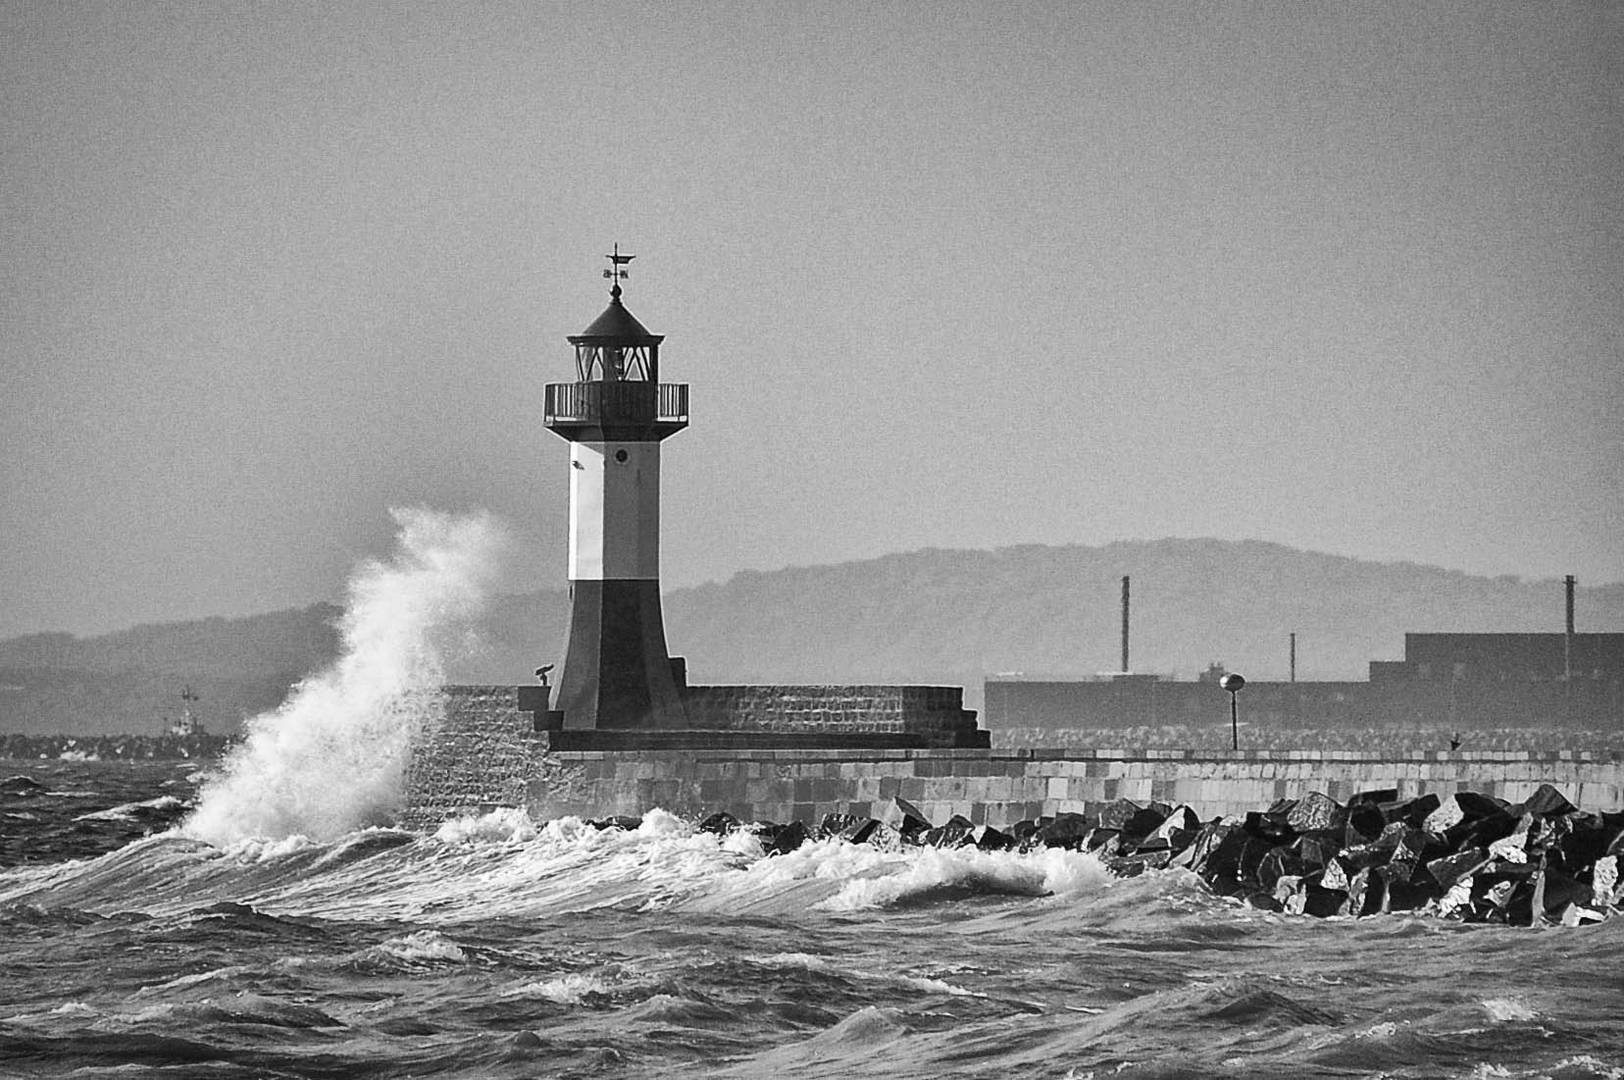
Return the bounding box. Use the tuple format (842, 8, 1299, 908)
(615, 449, 629, 463)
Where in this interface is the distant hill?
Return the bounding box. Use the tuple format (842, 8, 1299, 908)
(658, 539, 1623, 693)
(3, 540, 1620, 734)
(0, 604, 345, 736)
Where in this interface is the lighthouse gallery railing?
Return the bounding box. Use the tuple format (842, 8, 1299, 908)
(544, 382, 689, 425)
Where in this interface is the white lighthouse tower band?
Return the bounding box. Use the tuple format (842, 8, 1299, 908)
(540, 248, 690, 730)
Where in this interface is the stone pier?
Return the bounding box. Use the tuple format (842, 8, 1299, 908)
(400, 687, 1624, 828)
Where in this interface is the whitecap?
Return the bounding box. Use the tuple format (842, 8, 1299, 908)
(721, 827, 765, 858)
(1482, 996, 1538, 1022)
(634, 807, 692, 838)
(781, 1004, 907, 1055)
(74, 795, 187, 823)
(813, 845, 1108, 912)
(754, 952, 835, 970)
(135, 967, 250, 996)
(226, 833, 321, 863)
(1543, 1056, 1624, 1079)
(900, 975, 981, 997)
(121, 1003, 180, 1023)
(372, 929, 466, 964)
(516, 972, 614, 1005)
(537, 815, 593, 844)
(434, 806, 536, 845)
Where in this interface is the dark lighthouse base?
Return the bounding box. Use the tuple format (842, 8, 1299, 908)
(549, 579, 688, 730)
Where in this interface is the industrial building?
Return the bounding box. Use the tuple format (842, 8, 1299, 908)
(986, 631, 1624, 736)
(986, 576, 1623, 736)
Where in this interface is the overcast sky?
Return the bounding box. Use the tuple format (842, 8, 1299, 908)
(3, 2, 1620, 638)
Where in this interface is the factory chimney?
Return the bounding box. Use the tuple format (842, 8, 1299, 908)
(1120, 576, 1130, 674)
(1564, 574, 1576, 680)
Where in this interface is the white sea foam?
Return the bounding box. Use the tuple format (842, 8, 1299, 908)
(134, 967, 250, 996)
(721, 827, 765, 858)
(900, 975, 981, 997)
(74, 795, 187, 822)
(3, 798, 1192, 930)
(1482, 996, 1538, 1022)
(1542, 1058, 1624, 1080)
(517, 972, 614, 1005)
(435, 806, 537, 845)
(226, 833, 321, 863)
(373, 930, 467, 964)
(536, 815, 594, 844)
(183, 508, 509, 845)
(635, 807, 691, 838)
(750, 950, 980, 997)
(756, 952, 835, 970)
(812, 844, 1113, 912)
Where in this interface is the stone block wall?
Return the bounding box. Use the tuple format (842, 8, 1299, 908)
(1022, 748, 1624, 822)
(522, 749, 1049, 825)
(679, 684, 980, 745)
(402, 687, 1624, 829)
(515, 748, 1622, 828)
(400, 686, 550, 828)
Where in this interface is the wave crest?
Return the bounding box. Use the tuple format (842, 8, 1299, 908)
(183, 509, 509, 846)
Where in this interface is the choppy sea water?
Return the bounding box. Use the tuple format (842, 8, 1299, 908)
(1, 760, 1620, 1079)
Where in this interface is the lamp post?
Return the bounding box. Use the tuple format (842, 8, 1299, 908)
(1220, 673, 1246, 750)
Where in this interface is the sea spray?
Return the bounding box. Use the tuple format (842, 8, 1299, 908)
(184, 508, 510, 845)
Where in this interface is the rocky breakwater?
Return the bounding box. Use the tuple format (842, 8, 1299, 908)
(662, 783, 1622, 927)
(1125, 784, 1622, 927)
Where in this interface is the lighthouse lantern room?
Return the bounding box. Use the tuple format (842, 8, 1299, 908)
(542, 247, 690, 729)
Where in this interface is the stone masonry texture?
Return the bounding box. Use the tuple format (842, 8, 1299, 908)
(403, 687, 1624, 828)
(680, 684, 977, 739)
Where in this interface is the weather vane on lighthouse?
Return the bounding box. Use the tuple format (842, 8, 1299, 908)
(602, 244, 633, 295)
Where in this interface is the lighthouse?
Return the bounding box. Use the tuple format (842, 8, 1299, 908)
(542, 247, 690, 730)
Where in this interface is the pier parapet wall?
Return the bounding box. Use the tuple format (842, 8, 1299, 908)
(515, 748, 1623, 826)
(680, 684, 977, 740)
(401, 686, 551, 823)
(400, 687, 1624, 827)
